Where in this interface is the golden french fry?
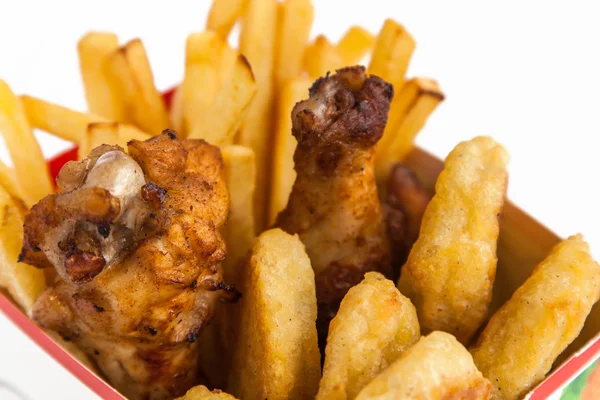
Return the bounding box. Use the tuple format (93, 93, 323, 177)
(228, 228, 320, 400)
(0, 81, 53, 204)
(176, 385, 238, 400)
(237, 0, 278, 232)
(77, 32, 125, 120)
(182, 31, 222, 138)
(206, 0, 248, 39)
(471, 235, 600, 400)
(188, 50, 256, 146)
(20, 95, 149, 145)
(317, 272, 420, 400)
(268, 76, 311, 225)
(303, 35, 344, 79)
(0, 185, 46, 316)
(274, 0, 314, 89)
(337, 26, 375, 65)
(107, 39, 170, 135)
(78, 122, 120, 159)
(368, 19, 415, 90)
(169, 86, 184, 134)
(0, 160, 25, 203)
(398, 137, 509, 344)
(355, 332, 495, 400)
(375, 77, 444, 184)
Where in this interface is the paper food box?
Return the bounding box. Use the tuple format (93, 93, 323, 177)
(1, 89, 599, 400)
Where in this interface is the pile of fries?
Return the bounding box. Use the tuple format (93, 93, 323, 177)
(0, 1, 598, 400)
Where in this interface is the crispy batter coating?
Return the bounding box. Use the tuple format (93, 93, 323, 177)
(355, 331, 496, 400)
(176, 385, 238, 400)
(276, 66, 393, 344)
(317, 272, 419, 400)
(383, 164, 431, 281)
(398, 136, 509, 344)
(470, 235, 600, 400)
(23, 131, 236, 400)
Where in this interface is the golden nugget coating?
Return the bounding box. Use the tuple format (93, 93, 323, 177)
(398, 136, 509, 344)
(176, 385, 238, 400)
(228, 229, 321, 400)
(24, 131, 236, 400)
(470, 235, 600, 400)
(355, 331, 495, 400)
(276, 66, 393, 343)
(316, 272, 419, 400)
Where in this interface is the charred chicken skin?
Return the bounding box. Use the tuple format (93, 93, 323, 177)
(276, 66, 393, 342)
(20, 131, 237, 400)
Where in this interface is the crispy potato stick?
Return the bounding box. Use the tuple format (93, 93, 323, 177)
(222, 145, 256, 284)
(317, 272, 420, 400)
(77, 32, 125, 120)
(177, 385, 238, 400)
(355, 331, 495, 400)
(470, 235, 600, 400)
(206, 0, 248, 38)
(20, 95, 149, 144)
(274, 0, 314, 89)
(303, 35, 344, 79)
(0, 160, 25, 204)
(337, 26, 375, 65)
(368, 19, 415, 90)
(375, 78, 444, 185)
(188, 47, 256, 145)
(398, 136, 509, 344)
(0, 81, 52, 204)
(182, 31, 222, 138)
(237, 0, 277, 232)
(228, 228, 320, 400)
(107, 39, 170, 135)
(78, 122, 120, 160)
(169, 86, 184, 133)
(268, 76, 311, 225)
(0, 185, 46, 316)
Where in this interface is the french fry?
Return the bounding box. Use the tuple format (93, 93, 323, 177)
(206, 0, 248, 39)
(78, 122, 120, 160)
(368, 19, 415, 90)
(107, 39, 170, 135)
(0, 184, 46, 316)
(181, 31, 222, 138)
(303, 35, 344, 79)
(77, 32, 125, 120)
(0, 160, 25, 204)
(355, 332, 495, 400)
(268, 76, 311, 225)
(317, 272, 420, 400)
(470, 235, 600, 400)
(237, 0, 277, 232)
(169, 86, 184, 134)
(274, 0, 314, 89)
(398, 137, 509, 345)
(228, 228, 320, 400)
(375, 78, 444, 184)
(188, 49, 256, 146)
(177, 385, 238, 400)
(337, 26, 375, 65)
(0, 81, 53, 204)
(21, 96, 149, 145)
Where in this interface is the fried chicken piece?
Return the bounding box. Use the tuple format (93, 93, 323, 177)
(21, 131, 237, 400)
(383, 164, 432, 281)
(276, 66, 393, 344)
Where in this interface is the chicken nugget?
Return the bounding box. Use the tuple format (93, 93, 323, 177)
(355, 331, 495, 400)
(398, 136, 509, 344)
(470, 235, 600, 400)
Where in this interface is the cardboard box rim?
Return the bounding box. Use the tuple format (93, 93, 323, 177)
(0, 89, 598, 399)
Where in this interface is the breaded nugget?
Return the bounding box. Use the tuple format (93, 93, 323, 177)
(316, 272, 419, 400)
(470, 235, 600, 400)
(398, 136, 509, 344)
(355, 331, 495, 400)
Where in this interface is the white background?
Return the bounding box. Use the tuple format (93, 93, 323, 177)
(0, 1, 598, 399)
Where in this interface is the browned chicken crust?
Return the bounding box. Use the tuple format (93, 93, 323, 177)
(22, 131, 236, 400)
(276, 66, 393, 344)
